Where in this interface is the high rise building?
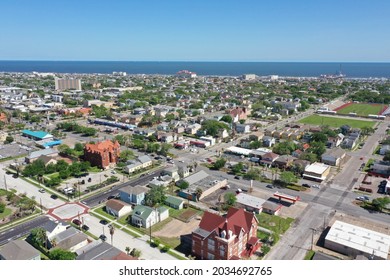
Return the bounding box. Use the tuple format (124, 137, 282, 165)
(55, 77, 82, 91)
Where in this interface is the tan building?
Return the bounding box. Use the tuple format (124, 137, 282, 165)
(303, 162, 331, 182)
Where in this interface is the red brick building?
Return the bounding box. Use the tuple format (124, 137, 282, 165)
(84, 140, 120, 169)
(191, 207, 261, 260)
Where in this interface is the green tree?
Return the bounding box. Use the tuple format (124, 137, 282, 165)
(4, 135, 14, 144)
(195, 188, 203, 201)
(119, 150, 135, 162)
(299, 152, 318, 163)
(278, 171, 298, 186)
(243, 168, 260, 180)
(177, 180, 189, 190)
(272, 141, 297, 155)
(308, 141, 326, 157)
(231, 162, 244, 175)
(212, 158, 227, 170)
(30, 227, 47, 248)
(220, 115, 233, 124)
(159, 143, 172, 156)
(371, 197, 390, 212)
(201, 120, 230, 137)
(144, 186, 166, 207)
(0, 202, 5, 213)
(74, 142, 84, 152)
(223, 192, 237, 210)
(384, 151, 390, 162)
(49, 248, 76, 260)
(310, 132, 328, 143)
(361, 126, 375, 136)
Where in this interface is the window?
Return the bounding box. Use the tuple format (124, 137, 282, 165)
(219, 245, 225, 257)
(207, 252, 215, 260)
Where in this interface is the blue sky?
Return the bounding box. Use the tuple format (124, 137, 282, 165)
(1, 0, 389, 61)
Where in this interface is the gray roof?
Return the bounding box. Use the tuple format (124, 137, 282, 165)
(0, 240, 40, 260)
(76, 241, 131, 260)
(193, 227, 211, 239)
(165, 195, 185, 206)
(138, 155, 152, 164)
(51, 227, 88, 251)
(322, 148, 346, 159)
(27, 148, 57, 160)
(184, 170, 209, 185)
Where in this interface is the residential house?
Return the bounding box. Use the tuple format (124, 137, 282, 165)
(341, 137, 358, 149)
(371, 160, 390, 177)
(149, 175, 172, 188)
(25, 148, 58, 163)
(226, 107, 249, 122)
(119, 185, 149, 205)
(272, 155, 295, 169)
(326, 133, 344, 148)
(262, 136, 276, 147)
(380, 145, 390, 156)
(76, 240, 137, 260)
(49, 227, 89, 253)
(161, 166, 180, 181)
(185, 123, 202, 135)
(165, 195, 185, 210)
(321, 148, 346, 166)
(84, 140, 120, 169)
(0, 240, 41, 260)
(260, 152, 279, 166)
(303, 162, 331, 182)
(105, 199, 133, 217)
(191, 207, 260, 260)
(235, 123, 250, 134)
(124, 155, 153, 174)
(131, 205, 169, 228)
(36, 154, 58, 166)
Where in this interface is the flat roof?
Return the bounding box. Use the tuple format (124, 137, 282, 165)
(22, 129, 53, 139)
(236, 193, 266, 209)
(326, 220, 390, 259)
(305, 162, 330, 174)
(225, 146, 251, 156)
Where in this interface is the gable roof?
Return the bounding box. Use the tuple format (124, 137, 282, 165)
(0, 240, 40, 260)
(106, 199, 131, 212)
(120, 185, 148, 195)
(76, 241, 137, 260)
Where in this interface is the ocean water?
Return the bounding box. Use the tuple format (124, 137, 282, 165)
(0, 61, 389, 78)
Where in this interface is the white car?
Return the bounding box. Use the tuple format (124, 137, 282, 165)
(311, 184, 320, 189)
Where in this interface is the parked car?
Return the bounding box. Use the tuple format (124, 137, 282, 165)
(100, 219, 108, 225)
(99, 234, 107, 241)
(72, 219, 82, 226)
(311, 184, 320, 189)
(38, 188, 45, 193)
(302, 183, 311, 188)
(50, 194, 58, 200)
(266, 184, 274, 189)
(356, 196, 369, 202)
(82, 224, 90, 231)
(234, 175, 240, 180)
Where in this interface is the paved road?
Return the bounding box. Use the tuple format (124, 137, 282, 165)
(0, 216, 50, 246)
(81, 167, 165, 207)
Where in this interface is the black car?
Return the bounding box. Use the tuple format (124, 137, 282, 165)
(50, 194, 58, 199)
(302, 183, 311, 188)
(266, 184, 274, 189)
(82, 224, 90, 231)
(99, 234, 107, 242)
(234, 176, 240, 180)
(100, 219, 108, 225)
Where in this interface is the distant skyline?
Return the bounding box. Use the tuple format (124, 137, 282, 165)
(1, 0, 390, 62)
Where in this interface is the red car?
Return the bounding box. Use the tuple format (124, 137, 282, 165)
(72, 219, 82, 226)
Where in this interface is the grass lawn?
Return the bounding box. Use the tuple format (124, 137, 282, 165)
(256, 213, 294, 236)
(299, 115, 376, 129)
(88, 166, 102, 173)
(336, 103, 386, 116)
(0, 208, 12, 219)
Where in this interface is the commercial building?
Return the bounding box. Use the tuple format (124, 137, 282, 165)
(55, 77, 82, 91)
(303, 162, 331, 182)
(191, 207, 261, 260)
(325, 220, 390, 260)
(84, 140, 120, 169)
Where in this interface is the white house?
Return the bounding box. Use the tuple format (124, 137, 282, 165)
(105, 199, 133, 217)
(131, 205, 169, 228)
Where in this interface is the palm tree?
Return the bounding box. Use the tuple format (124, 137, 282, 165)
(125, 247, 131, 255)
(195, 188, 203, 201)
(30, 227, 47, 249)
(109, 225, 115, 246)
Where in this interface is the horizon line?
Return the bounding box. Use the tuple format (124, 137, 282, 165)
(0, 59, 389, 63)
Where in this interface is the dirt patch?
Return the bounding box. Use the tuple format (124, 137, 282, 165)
(176, 208, 198, 222)
(153, 217, 201, 238)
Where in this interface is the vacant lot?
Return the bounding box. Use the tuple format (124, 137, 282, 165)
(299, 115, 376, 128)
(336, 103, 387, 116)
